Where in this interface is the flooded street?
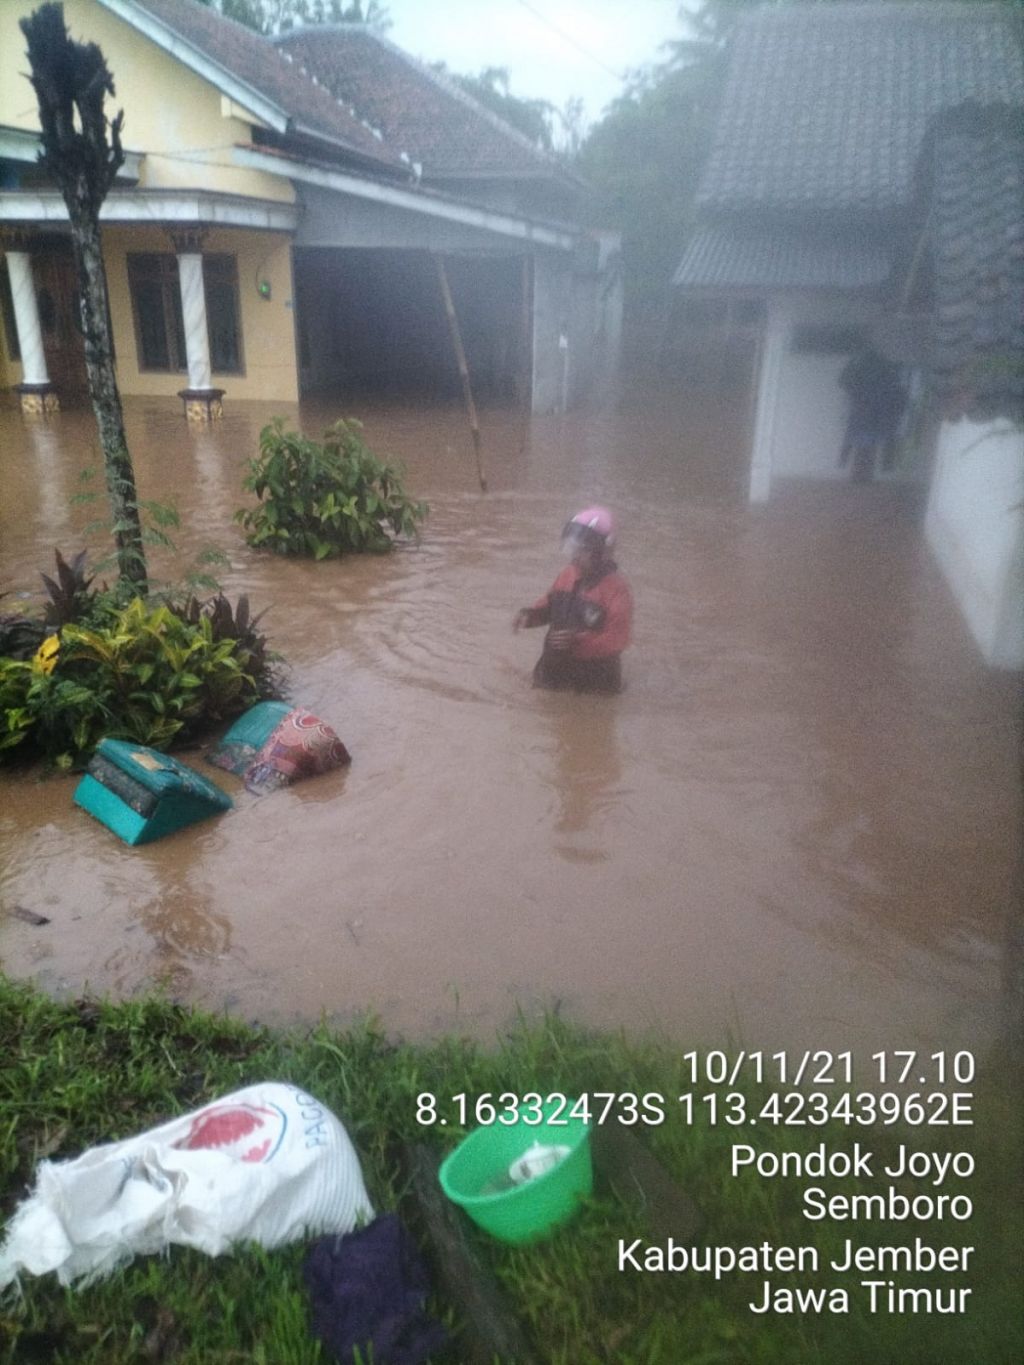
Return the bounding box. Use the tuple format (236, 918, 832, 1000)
(1, 380, 1020, 1058)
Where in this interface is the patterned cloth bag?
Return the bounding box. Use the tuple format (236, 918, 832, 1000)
(242, 707, 351, 794)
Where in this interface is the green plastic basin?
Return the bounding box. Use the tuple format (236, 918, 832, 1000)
(438, 1100, 592, 1244)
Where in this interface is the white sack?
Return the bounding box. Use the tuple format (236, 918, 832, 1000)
(0, 1083, 373, 1288)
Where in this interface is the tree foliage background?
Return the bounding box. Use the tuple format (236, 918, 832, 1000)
(576, 1, 761, 356)
(438, 65, 556, 151)
(197, 0, 390, 34)
(441, 66, 586, 156)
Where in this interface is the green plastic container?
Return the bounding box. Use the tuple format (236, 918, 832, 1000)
(74, 739, 232, 845)
(438, 1100, 592, 1244)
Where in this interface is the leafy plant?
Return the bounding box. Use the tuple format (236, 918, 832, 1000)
(64, 600, 254, 740)
(0, 658, 37, 752)
(236, 417, 427, 559)
(176, 592, 280, 698)
(179, 545, 232, 596)
(0, 597, 274, 767)
(40, 548, 97, 627)
(74, 473, 230, 598)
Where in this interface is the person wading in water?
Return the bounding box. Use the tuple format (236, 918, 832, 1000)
(514, 506, 633, 694)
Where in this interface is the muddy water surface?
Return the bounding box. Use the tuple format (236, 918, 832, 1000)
(1, 381, 1020, 1058)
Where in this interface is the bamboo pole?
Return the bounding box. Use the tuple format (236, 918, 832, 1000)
(434, 253, 487, 493)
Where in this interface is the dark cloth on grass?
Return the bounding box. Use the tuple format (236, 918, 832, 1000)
(304, 1214, 447, 1364)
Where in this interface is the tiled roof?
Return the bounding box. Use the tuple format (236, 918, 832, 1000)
(125, 0, 407, 171)
(274, 25, 571, 182)
(672, 223, 892, 290)
(699, 2, 1024, 214)
(930, 104, 1024, 419)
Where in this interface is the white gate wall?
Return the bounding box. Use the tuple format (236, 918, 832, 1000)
(925, 417, 1024, 669)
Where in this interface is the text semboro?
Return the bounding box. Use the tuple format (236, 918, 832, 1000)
(730, 1142, 974, 1220)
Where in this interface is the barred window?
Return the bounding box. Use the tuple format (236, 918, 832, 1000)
(128, 253, 185, 371)
(203, 254, 243, 374)
(127, 252, 243, 375)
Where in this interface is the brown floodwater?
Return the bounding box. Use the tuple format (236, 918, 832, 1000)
(1, 378, 1020, 1062)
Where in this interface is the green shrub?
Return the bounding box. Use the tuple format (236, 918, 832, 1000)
(40, 548, 96, 627)
(236, 417, 427, 559)
(0, 658, 37, 752)
(175, 592, 277, 692)
(0, 597, 276, 768)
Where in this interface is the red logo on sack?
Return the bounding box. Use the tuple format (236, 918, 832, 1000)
(173, 1102, 286, 1163)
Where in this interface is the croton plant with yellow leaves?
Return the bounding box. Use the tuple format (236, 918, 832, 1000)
(1, 551, 278, 769)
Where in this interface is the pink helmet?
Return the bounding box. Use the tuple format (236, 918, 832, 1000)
(563, 505, 616, 551)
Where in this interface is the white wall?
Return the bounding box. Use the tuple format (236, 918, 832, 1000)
(540, 233, 624, 411)
(773, 346, 857, 480)
(566, 231, 623, 406)
(925, 417, 1024, 669)
(297, 187, 530, 253)
(531, 251, 570, 415)
(751, 294, 884, 498)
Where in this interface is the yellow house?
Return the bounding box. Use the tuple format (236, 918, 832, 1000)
(0, 0, 620, 417)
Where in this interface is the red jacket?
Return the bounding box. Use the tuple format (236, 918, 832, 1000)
(529, 563, 632, 659)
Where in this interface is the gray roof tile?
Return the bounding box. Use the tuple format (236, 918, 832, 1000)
(699, 2, 1024, 214)
(129, 0, 407, 171)
(930, 105, 1024, 417)
(275, 26, 571, 183)
(673, 222, 892, 289)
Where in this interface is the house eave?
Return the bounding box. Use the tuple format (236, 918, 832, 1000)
(675, 281, 889, 297)
(260, 126, 411, 182)
(285, 123, 408, 177)
(673, 221, 896, 293)
(0, 189, 299, 233)
(231, 144, 576, 250)
(427, 166, 584, 188)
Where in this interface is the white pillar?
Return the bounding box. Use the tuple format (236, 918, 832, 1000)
(748, 300, 787, 503)
(176, 250, 212, 391)
(5, 250, 50, 386)
(169, 228, 222, 419)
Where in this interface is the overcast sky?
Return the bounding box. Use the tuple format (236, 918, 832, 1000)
(384, 1, 687, 126)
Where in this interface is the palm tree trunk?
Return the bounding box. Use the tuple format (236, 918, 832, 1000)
(70, 217, 146, 590)
(21, 1, 147, 592)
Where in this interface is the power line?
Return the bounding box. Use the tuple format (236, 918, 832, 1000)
(513, 0, 626, 83)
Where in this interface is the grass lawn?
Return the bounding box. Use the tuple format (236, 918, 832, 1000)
(0, 976, 1020, 1364)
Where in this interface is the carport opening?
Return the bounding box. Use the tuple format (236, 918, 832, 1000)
(293, 248, 529, 406)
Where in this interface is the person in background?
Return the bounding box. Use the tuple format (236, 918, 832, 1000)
(514, 506, 633, 694)
(839, 345, 906, 482)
